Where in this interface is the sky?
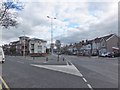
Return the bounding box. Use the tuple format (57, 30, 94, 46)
(0, 0, 119, 47)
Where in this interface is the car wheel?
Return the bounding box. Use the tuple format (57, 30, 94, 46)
(2, 61, 4, 63)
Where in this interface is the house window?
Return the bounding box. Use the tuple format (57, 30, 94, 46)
(38, 51, 42, 53)
(88, 46, 90, 48)
(102, 43, 104, 46)
(31, 44, 34, 49)
(38, 45, 42, 49)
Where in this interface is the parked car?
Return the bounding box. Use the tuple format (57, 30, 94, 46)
(100, 52, 113, 57)
(0, 47, 5, 63)
(100, 53, 105, 57)
(106, 52, 113, 57)
(73, 52, 77, 55)
(113, 52, 120, 57)
(67, 51, 73, 55)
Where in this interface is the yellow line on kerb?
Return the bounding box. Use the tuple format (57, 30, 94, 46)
(0, 84, 2, 90)
(0, 76, 10, 90)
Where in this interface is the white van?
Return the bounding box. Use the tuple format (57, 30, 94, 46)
(0, 47, 5, 63)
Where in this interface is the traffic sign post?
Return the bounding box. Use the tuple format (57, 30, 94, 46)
(51, 43, 54, 54)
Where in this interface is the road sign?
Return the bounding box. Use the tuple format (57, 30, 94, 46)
(55, 40, 61, 47)
(51, 43, 54, 48)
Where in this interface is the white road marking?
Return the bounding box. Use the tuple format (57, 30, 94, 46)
(68, 61, 83, 77)
(31, 62, 83, 77)
(83, 78, 87, 82)
(31, 59, 93, 89)
(17, 61, 24, 64)
(68, 61, 73, 65)
(66, 61, 69, 66)
(87, 84, 93, 89)
(67, 61, 93, 89)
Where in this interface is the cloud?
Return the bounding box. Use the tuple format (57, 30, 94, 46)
(1, 1, 118, 47)
(56, 2, 118, 45)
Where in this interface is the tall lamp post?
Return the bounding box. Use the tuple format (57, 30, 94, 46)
(47, 16, 56, 55)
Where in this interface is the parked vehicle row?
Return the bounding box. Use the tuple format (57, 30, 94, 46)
(99, 52, 120, 57)
(61, 50, 120, 57)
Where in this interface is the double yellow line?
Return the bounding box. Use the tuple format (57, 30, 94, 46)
(0, 76, 10, 90)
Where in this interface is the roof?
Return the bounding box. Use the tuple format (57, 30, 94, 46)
(93, 34, 114, 43)
(94, 38, 101, 43)
(87, 40, 93, 44)
(101, 34, 114, 41)
(10, 41, 19, 44)
(83, 40, 93, 45)
(30, 38, 47, 42)
(112, 47, 119, 50)
(19, 36, 29, 38)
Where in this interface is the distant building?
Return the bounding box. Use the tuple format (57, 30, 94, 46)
(19, 36, 30, 55)
(3, 36, 47, 56)
(9, 41, 19, 55)
(62, 34, 119, 56)
(80, 40, 92, 56)
(92, 38, 101, 55)
(29, 38, 47, 56)
(2, 44, 11, 55)
(98, 34, 119, 55)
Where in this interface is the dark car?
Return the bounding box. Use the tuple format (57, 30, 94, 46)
(113, 53, 120, 57)
(107, 52, 113, 57)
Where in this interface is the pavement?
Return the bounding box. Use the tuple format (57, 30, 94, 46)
(1, 55, 119, 89)
(16, 55, 67, 65)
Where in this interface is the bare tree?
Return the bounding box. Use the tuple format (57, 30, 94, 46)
(0, 1, 24, 29)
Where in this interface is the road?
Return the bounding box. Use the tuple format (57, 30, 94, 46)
(1, 55, 118, 89)
(63, 55, 118, 88)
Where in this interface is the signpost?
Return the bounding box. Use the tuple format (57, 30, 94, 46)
(55, 40, 61, 61)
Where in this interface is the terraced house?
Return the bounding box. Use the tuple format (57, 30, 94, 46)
(98, 34, 119, 55)
(62, 34, 119, 56)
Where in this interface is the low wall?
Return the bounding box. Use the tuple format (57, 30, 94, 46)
(30, 53, 48, 57)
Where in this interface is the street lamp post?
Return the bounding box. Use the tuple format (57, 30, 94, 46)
(47, 16, 56, 55)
